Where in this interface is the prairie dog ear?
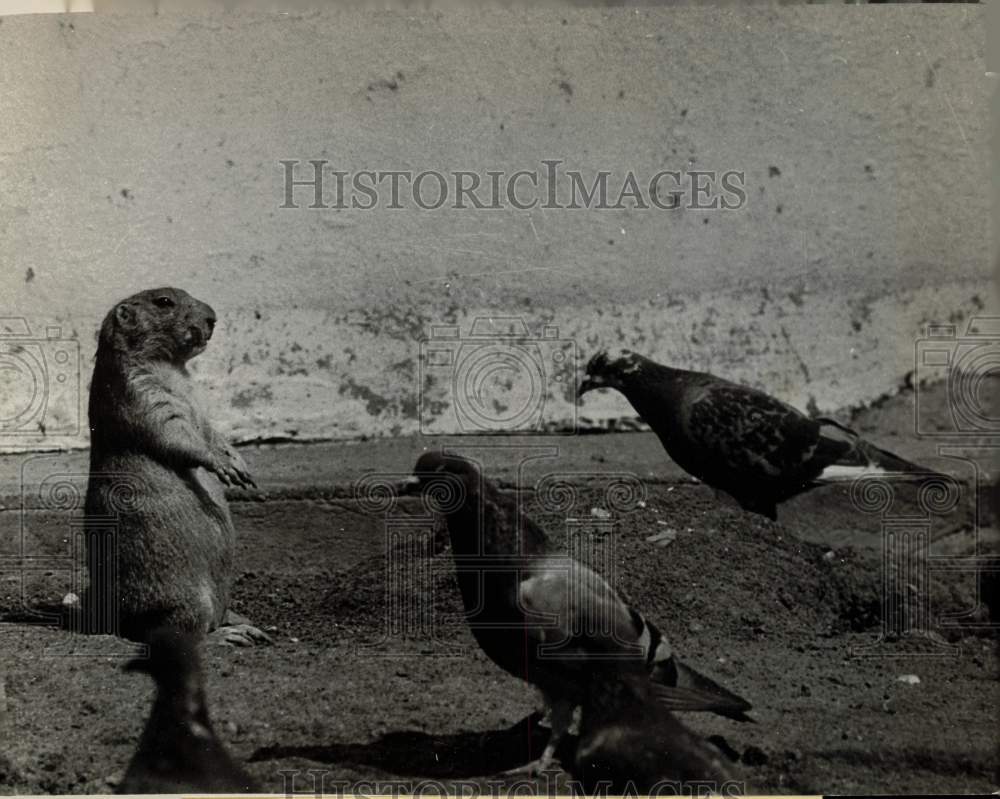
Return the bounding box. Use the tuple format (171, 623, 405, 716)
(114, 303, 136, 328)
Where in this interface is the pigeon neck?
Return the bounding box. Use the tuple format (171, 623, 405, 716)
(620, 363, 689, 417)
(446, 482, 544, 557)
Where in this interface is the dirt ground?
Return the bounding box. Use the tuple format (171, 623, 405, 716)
(0, 382, 997, 795)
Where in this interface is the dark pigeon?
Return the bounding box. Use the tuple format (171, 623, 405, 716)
(118, 628, 259, 794)
(398, 452, 752, 774)
(569, 666, 738, 794)
(578, 349, 939, 520)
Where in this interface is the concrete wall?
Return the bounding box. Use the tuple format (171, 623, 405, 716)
(0, 6, 990, 450)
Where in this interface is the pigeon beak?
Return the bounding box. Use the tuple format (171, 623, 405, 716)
(396, 475, 422, 496)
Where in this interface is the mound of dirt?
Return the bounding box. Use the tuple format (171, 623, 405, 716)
(300, 484, 983, 654)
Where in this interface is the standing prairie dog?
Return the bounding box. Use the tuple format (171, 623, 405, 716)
(84, 287, 268, 646)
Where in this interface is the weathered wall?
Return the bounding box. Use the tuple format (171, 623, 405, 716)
(0, 6, 990, 449)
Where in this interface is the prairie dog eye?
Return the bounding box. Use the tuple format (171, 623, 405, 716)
(153, 296, 175, 309)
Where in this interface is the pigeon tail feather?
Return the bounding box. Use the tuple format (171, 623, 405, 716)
(650, 682, 754, 722)
(812, 419, 943, 483)
(816, 441, 943, 483)
(653, 661, 754, 722)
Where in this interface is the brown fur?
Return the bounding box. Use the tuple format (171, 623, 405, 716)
(84, 287, 255, 643)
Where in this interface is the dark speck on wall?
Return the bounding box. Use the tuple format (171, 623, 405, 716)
(703, 218, 709, 224)
(226, 159, 234, 167)
(680, 108, 688, 117)
(618, 89, 625, 99)
(768, 166, 781, 178)
(231, 385, 274, 410)
(925, 60, 940, 89)
(121, 188, 131, 199)
(368, 75, 400, 92)
(608, 239, 615, 245)
(558, 81, 573, 98)
(25, 267, 34, 283)
(776, 204, 782, 214)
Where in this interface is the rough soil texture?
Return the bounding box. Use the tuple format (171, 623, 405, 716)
(0, 384, 997, 795)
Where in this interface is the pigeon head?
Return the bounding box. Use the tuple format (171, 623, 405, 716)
(396, 452, 483, 513)
(578, 349, 647, 397)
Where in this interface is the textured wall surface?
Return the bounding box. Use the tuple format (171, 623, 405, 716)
(0, 6, 990, 450)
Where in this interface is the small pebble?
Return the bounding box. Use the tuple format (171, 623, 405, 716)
(646, 529, 677, 547)
(897, 674, 920, 685)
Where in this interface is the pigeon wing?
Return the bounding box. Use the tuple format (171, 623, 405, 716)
(519, 561, 751, 715)
(685, 383, 844, 479)
(517, 557, 645, 660)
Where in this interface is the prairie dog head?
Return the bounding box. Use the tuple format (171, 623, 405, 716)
(98, 287, 217, 365)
